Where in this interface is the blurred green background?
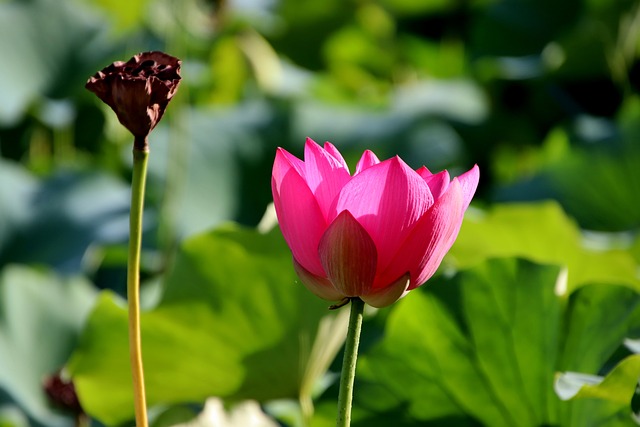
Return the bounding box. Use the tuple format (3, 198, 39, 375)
(1, 0, 640, 426)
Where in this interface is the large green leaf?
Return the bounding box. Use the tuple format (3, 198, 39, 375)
(145, 103, 275, 237)
(293, 79, 486, 146)
(0, 171, 131, 274)
(0, 266, 96, 427)
(355, 258, 640, 426)
(494, 123, 640, 232)
(553, 286, 640, 427)
(0, 0, 106, 124)
(559, 285, 640, 374)
(555, 354, 640, 427)
(556, 355, 640, 404)
(546, 145, 640, 232)
(68, 225, 346, 425)
(448, 202, 640, 292)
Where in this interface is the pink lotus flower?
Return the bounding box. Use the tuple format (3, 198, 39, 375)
(272, 138, 479, 308)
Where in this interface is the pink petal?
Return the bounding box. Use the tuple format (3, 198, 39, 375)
(355, 150, 380, 174)
(419, 169, 450, 200)
(323, 140, 350, 171)
(303, 139, 352, 219)
(293, 258, 344, 302)
(457, 164, 480, 211)
(319, 210, 378, 297)
(361, 273, 410, 308)
(277, 147, 306, 179)
(331, 157, 434, 275)
(375, 179, 464, 290)
(416, 165, 432, 176)
(271, 148, 297, 191)
(272, 149, 327, 276)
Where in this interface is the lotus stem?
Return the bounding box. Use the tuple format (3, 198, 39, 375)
(128, 139, 149, 427)
(336, 297, 365, 427)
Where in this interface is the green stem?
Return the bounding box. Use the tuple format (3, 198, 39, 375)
(128, 139, 149, 427)
(300, 395, 313, 427)
(336, 297, 365, 427)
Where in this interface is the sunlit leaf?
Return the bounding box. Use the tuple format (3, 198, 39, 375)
(449, 202, 640, 292)
(68, 225, 346, 425)
(0, 405, 29, 427)
(356, 258, 640, 426)
(559, 284, 640, 373)
(207, 36, 250, 104)
(83, 0, 149, 32)
(401, 37, 467, 78)
(555, 355, 640, 403)
(554, 355, 640, 427)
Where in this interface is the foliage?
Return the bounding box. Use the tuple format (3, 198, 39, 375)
(353, 259, 640, 426)
(0, 0, 639, 425)
(68, 225, 347, 425)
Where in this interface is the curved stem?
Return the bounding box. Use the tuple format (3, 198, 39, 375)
(336, 297, 365, 427)
(128, 141, 149, 427)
